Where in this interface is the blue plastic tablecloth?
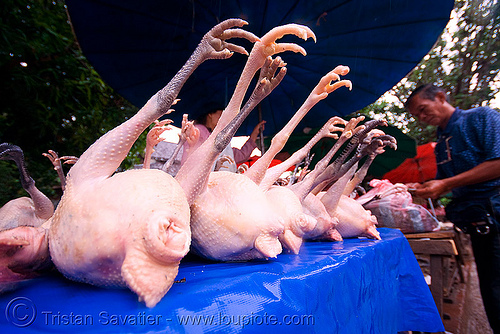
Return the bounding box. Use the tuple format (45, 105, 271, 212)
(0, 228, 444, 333)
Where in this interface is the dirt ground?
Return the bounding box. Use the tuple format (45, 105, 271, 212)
(442, 259, 493, 334)
(400, 231, 493, 334)
(414, 232, 494, 334)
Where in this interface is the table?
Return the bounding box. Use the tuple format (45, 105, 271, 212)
(0, 228, 444, 333)
(405, 229, 465, 318)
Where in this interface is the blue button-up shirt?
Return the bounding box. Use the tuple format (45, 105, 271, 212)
(435, 107, 500, 199)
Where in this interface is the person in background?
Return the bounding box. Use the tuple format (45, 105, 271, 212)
(180, 106, 266, 172)
(405, 84, 500, 333)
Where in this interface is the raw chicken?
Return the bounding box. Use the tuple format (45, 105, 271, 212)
(318, 127, 398, 240)
(256, 116, 365, 246)
(176, 24, 316, 261)
(0, 144, 53, 291)
(0, 144, 54, 230)
(243, 68, 353, 254)
(334, 194, 381, 239)
(143, 119, 173, 169)
(49, 19, 258, 307)
(185, 57, 289, 261)
(42, 149, 78, 191)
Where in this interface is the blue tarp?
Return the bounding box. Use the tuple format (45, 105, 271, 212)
(0, 228, 444, 333)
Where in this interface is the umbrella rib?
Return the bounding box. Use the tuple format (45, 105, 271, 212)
(322, 0, 353, 17)
(279, 0, 302, 26)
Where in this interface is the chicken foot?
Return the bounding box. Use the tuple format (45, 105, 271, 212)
(0, 144, 54, 225)
(143, 119, 173, 169)
(245, 66, 352, 186)
(259, 116, 348, 190)
(49, 19, 258, 308)
(43, 150, 78, 192)
(161, 114, 199, 174)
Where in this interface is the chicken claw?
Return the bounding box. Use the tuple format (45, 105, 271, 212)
(199, 18, 259, 60)
(309, 66, 352, 105)
(143, 120, 173, 169)
(216, 23, 315, 130)
(148, 120, 173, 147)
(318, 116, 348, 140)
(340, 116, 365, 140)
(180, 114, 200, 147)
(260, 24, 316, 56)
(360, 129, 397, 155)
(214, 155, 235, 171)
(237, 163, 249, 174)
(253, 56, 288, 99)
(43, 150, 78, 191)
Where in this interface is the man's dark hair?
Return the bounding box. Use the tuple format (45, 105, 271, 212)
(195, 102, 224, 125)
(405, 84, 449, 109)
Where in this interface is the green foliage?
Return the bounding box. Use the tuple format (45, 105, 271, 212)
(0, 0, 144, 205)
(0, 161, 24, 203)
(359, 0, 500, 144)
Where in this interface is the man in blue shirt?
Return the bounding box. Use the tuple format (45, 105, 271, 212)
(405, 84, 500, 333)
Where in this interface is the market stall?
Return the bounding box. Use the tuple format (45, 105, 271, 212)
(0, 228, 444, 333)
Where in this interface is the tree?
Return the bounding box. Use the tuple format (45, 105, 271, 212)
(0, 0, 145, 205)
(359, 0, 500, 144)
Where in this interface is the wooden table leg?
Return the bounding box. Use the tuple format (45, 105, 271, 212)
(430, 254, 443, 317)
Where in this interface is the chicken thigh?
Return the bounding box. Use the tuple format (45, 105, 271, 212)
(0, 144, 53, 291)
(176, 24, 316, 261)
(49, 19, 258, 307)
(0, 144, 54, 230)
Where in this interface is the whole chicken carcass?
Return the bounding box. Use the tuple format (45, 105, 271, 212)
(176, 24, 316, 261)
(242, 68, 352, 254)
(182, 57, 289, 261)
(0, 144, 54, 230)
(318, 127, 398, 240)
(334, 194, 381, 239)
(255, 116, 363, 248)
(49, 19, 258, 308)
(0, 144, 53, 291)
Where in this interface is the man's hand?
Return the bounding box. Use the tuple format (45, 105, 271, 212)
(250, 120, 266, 143)
(407, 179, 450, 199)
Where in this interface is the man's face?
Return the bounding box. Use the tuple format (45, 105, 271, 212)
(206, 109, 223, 130)
(407, 93, 448, 128)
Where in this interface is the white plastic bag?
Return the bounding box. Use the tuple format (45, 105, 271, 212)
(357, 179, 440, 233)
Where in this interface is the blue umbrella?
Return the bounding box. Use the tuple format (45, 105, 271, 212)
(66, 0, 454, 136)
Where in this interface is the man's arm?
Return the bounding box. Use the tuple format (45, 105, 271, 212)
(412, 158, 500, 198)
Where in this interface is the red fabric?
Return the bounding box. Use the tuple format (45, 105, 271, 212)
(237, 156, 295, 171)
(383, 142, 437, 184)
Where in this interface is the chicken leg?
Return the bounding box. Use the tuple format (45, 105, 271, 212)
(0, 144, 54, 229)
(49, 19, 258, 308)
